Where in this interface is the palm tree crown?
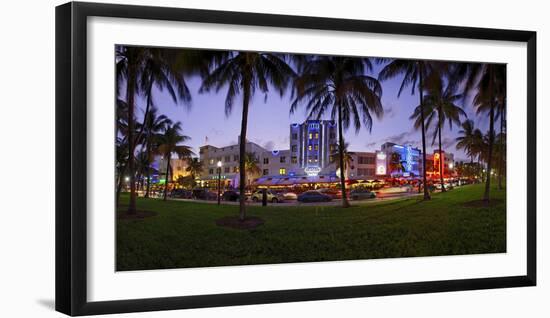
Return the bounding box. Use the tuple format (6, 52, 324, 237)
(292, 56, 383, 208)
(200, 51, 295, 220)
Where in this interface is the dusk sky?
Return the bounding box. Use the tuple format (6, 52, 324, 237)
(129, 52, 493, 162)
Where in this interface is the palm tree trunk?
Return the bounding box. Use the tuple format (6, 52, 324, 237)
(116, 163, 127, 206)
(498, 104, 505, 190)
(136, 78, 154, 146)
(484, 68, 495, 203)
(438, 106, 446, 192)
(337, 102, 351, 208)
(127, 60, 137, 214)
(418, 69, 431, 200)
(163, 156, 170, 201)
(238, 73, 252, 221)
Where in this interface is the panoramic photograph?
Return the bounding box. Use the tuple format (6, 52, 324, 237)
(115, 45, 506, 271)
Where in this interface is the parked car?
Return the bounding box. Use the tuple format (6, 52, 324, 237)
(281, 191, 298, 200)
(250, 190, 285, 203)
(350, 189, 376, 200)
(170, 189, 193, 199)
(297, 190, 332, 203)
(434, 183, 452, 191)
(317, 188, 342, 199)
(222, 190, 240, 201)
(378, 186, 412, 194)
(192, 188, 217, 200)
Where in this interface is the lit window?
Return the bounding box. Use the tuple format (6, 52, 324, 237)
(291, 156, 297, 164)
(308, 145, 312, 151)
(279, 168, 286, 175)
(315, 133, 319, 139)
(314, 144, 319, 151)
(309, 133, 313, 139)
(209, 159, 214, 164)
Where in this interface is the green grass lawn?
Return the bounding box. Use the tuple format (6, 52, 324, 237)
(116, 183, 506, 271)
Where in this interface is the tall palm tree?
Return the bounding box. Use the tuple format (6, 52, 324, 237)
(157, 122, 194, 201)
(411, 73, 466, 191)
(116, 46, 145, 214)
(116, 46, 192, 214)
(185, 157, 204, 187)
(141, 107, 172, 198)
(200, 51, 295, 220)
(291, 56, 383, 208)
(450, 63, 505, 202)
(330, 142, 354, 179)
(378, 59, 441, 200)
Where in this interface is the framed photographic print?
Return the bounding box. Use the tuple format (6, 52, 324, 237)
(55, 1, 536, 316)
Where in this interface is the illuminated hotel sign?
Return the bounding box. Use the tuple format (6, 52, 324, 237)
(304, 166, 322, 177)
(376, 152, 386, 175)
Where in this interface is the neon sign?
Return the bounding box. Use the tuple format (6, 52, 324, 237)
(376, 152, 387, 175)
(405, 145, 413, 172)
(304, 166, 321, 177)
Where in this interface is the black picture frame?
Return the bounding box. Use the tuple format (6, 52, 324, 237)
(55, 1, 537, 316)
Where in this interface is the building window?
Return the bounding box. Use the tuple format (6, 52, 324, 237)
(233, 155, 239, 162)
(280, 156, 286, 163)
(209, 159, 214, 165)
(291, 145, 297, 152)
(309, 133, 313, 139)
(292, 133, 298, 140)
(329, 129, 336, 139)
(358, 156, 375, 165)
(279, 168, 286, 175)
(224, 167, 230, 173)
(224, 156, 230, 162)
(308, 145, 312, 151)
(314, 133, 319, 139)
(263, 169, 269, 175)
(233, 166, 238, 173)
(263, 158, 269, 164)
(209, 168, 214, 174)
(314, 144, 319, 151)
(291, 156, 297, 164)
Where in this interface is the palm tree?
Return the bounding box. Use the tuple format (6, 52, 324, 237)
(411, 73, 466, 191)
(331, 142, 354, 180)
(142, 107, 172, 198)
(291, 56, 383, 208)
(242, 152, 261, 189)
(157, 122, 194, 201)
(456, 120, 478, 163)
(185, 157, 204, 187)
(378, 59, 442, 200)
(116, 46, 192, 214)
(450, 63, 505, 202)
(200, 51, 295, 220)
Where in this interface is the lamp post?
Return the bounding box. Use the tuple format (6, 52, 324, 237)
(217, 161, 222, 205)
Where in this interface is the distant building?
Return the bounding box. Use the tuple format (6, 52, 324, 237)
(195, 119, 454, 188)
(290, 120, 338, 176)
(377, 142, 422, 177)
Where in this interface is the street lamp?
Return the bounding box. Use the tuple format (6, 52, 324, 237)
(217, 161, 222, 205)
